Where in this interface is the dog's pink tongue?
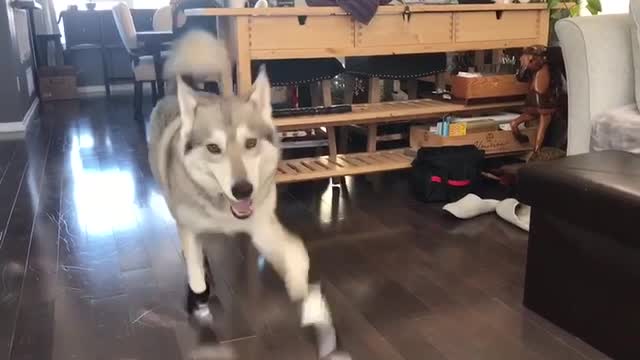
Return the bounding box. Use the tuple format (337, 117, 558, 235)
(232, 199, 252, 213)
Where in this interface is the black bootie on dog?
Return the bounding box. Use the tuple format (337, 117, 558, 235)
(187, 286, 213, 326)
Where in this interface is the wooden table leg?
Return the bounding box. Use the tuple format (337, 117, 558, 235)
(234, 17, 252, 96)
(151, 81, 158, 105)
(492, 49, 503, 64)
(320, 79, 342, 187)
(367, 125, 377, 153)
(407, 79, 418, 100)
(474, 50, 486, 71)
(327, 126, 341, 187)
(340, 75, 355, 156)
(101, 47, 111, 97)
(366, 78, 382, 153)
(220, 70, 234, 97)
(153, 51, 165, 98)
(436, 73, 446, 93)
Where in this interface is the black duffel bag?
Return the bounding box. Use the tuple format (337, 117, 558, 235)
(411, 145, 485, 203)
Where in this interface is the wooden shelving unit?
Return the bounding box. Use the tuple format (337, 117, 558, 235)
(185, 5, 551, 182)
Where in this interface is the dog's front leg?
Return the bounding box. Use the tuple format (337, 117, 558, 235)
(180, 227, 211, 322)
(252, 216, 340, 359)
(251, 215, 309, 301)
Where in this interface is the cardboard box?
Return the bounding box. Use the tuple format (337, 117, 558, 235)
(410, 125, 536, 155)
(451, 74, 528, 101)
(39, 66, 78, 101)
(465, 119, 499, 133)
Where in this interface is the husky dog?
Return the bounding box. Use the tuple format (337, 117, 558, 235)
(148, 31, 338, 358)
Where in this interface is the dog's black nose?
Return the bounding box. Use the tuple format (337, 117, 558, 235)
(231, 181, 253, 200)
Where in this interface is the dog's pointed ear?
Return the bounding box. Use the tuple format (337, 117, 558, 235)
(249, 65, 272, 123)
(177, 75, 197, 141)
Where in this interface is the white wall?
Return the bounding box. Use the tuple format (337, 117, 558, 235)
(601, 0, 629, 14)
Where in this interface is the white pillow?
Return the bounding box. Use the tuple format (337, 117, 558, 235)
(629, 0, 640, 109)
(591, 104, 640, 154)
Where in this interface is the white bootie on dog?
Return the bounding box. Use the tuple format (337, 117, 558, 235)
(496, 198, 531, 232)
(443, 194, 500, 219)
(302, 285, 338, 358)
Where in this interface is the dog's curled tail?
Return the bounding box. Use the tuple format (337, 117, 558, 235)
(164, 30, 233, 95)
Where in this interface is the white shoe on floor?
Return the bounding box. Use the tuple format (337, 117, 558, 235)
(496, 198, 531, 232)
(443, 194, 500, 219)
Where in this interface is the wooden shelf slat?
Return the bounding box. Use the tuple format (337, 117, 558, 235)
(276, 149, 414, 183)
(274, 99, 524, 131)
(278, 164, 298, 175)
(300, 160, 326, 172)
(315, 158, 335, 170)
(276, 146, 533, 183)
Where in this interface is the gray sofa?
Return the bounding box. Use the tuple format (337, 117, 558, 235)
(556, 13, 640, 155)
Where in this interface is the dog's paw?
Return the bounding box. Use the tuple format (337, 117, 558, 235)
(187, 286, 210, 313)
(322, 351, 352, 360)
(190, 344, 236, 359)
(187, 286, 214, 326)
(301, 285, 332, 327)
(192, 304, 213, 327)
(301, 285, 340, 358)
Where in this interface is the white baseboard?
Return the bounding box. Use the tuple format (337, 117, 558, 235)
(77, 83, 154, 97)
(77, 84, 131, 97)
(0, 98, 40, 134)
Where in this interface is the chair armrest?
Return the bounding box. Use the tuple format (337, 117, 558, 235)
(556, 14, 635, 155)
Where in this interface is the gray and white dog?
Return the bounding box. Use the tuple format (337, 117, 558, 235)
(148, 31, 338, 358)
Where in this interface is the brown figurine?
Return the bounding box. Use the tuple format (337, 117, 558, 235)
(510, 45, 557, 153)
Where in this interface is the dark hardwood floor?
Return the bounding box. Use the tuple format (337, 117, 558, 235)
(0, 97, 608, 360)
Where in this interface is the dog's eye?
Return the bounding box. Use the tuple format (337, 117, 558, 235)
(245, 138, 257, 149)
(206, 144, 221, 154)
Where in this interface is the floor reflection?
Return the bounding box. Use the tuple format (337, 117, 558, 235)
(66, 119, 173, 238)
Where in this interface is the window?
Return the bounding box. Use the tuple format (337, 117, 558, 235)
(53, 0, 169, 13)
(581, 0, 629, 15)
(601, 0, 629, 14)
(132, 0, 170, 9)
(53, 0, 170, 43)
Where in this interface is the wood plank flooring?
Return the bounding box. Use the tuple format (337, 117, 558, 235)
(0, 97, 608, 360)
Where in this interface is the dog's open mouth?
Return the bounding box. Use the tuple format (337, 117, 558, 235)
(230, 199, 254, 219)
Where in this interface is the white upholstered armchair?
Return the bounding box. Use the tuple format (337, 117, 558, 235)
(556, 14, 637, 155)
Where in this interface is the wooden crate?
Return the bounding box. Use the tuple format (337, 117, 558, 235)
(451, 74, 528, 101)
(39, 66, 78, 101)
(410, 125, 536, 155)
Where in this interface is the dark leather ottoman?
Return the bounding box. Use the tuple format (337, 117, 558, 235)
(518, 151, 640, 360)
